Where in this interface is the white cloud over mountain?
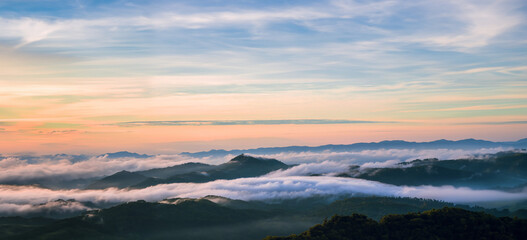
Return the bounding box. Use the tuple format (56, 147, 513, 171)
(0, 175, 525, 216)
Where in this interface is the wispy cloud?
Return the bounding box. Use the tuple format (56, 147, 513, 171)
(458, 120, 527, 125)
(0, 6, 341, 47)
(115, 119, 395, 127)
(1, 0, 522, 50)
(393, 0, 524, 50)
(0, 0, 525, 152)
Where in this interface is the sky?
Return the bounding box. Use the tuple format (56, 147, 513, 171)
(0, 0, 526, 154)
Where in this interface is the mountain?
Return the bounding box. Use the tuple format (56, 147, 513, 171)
(204, 154, 289, 179)
(264, 208, 527, 240)
(314, 196, 527, 221)
(0, 217, 56, 239)
(6, 199, 276, 240)
(137, 162, 214, 179)
(85, 171, 149, 189)
(131, 154, 290, 188)
(3, 196, 526, 240)
(0, 176, 99, 190)
(347, 151, 527, 188)
(98, 151, 153, 159)
(181, 138, 527, 158)
(83, 154, 290, 189)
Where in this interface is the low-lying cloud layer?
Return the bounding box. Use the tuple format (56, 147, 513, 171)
(264, 161, 350, 177)
(1, 147, 524, 216)
(1, 175, 526, 216)
(0, 154, 214, 183)
(0, 147, 512, 184)
(249, 147, 513, 165)
(0, 200, 92, 217)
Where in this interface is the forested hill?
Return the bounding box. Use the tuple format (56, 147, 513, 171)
(264, 207, 527, 240)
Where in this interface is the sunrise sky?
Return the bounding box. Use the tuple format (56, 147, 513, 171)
(1, 0, 526, 154)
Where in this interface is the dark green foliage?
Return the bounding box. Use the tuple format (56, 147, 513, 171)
(265, 208, 527, 240)
(3, 197, 527, 240)
(11, 217, 115, 240)
(93, 199, 270, 233)
(0, 217, 55, 238)
(5, 199, 273, 240)
(355, 165, 473, 186)
(315, 196, 527, 220)
(316, 196, 454, 220)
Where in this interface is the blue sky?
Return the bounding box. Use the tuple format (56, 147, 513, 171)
(0, 0, 526, 153)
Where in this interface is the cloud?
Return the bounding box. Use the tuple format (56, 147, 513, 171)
(265, 161, 350, 177)
(0, 176, 525, 216)
(249, 147, 513, 165)
(0, 6, 332, 47)
(3, 0, 519, 51)
(1, 18, 65, 48)
(0, 154, 214, 183)
(0, 200, 92, 217)
(360, 159, 401, 169)
(0, 0, 402, 47)
(0, 147, 514, 186)
(458, 121, 527, 125)
(115, 119, 394, 127)
(392, 0, 524, 50)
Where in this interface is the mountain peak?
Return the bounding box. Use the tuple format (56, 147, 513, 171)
(100, 151, 153, 159)
(114, 170, 133, 175)
(229, 154, 269, 163)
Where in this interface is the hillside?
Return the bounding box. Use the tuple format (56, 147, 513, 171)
(349, 152, 527, 188)
(85, 171, 149, 189)
(265, 208, 527, 240)
(84, 154, 290, 189)
(3, 196, 527, 240)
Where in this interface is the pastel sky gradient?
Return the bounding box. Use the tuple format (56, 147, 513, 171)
(1, 0, 526, 154)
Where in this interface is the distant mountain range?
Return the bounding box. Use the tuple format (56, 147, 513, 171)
(181, 138, 527, 158)
(2, 138, 526, 163)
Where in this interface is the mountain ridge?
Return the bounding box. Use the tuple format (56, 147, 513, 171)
(86, 154, 290, 189)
